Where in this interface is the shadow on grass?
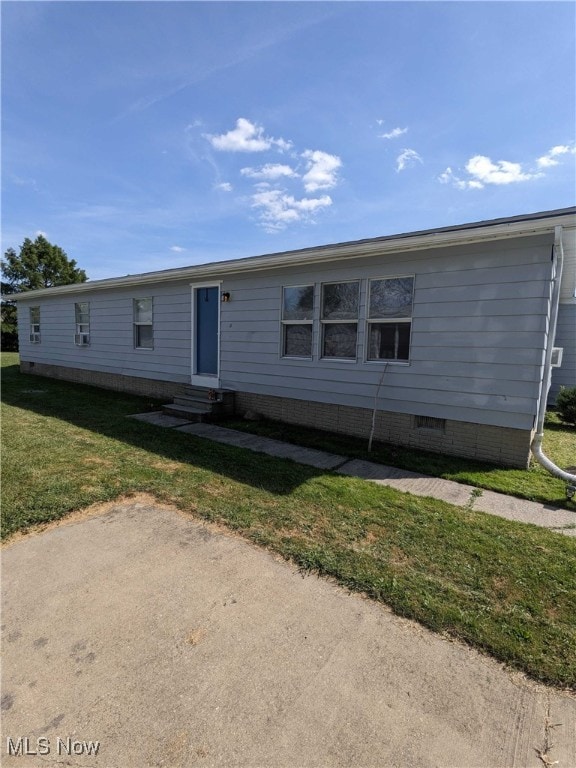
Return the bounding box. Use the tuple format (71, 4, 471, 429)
(1, 363, 328, 496)
(3, 362, 573, 509)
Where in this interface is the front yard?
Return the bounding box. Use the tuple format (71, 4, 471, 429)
(1, 352, 575, 688)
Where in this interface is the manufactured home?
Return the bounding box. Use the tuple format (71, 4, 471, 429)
(14, 208, 576, 468)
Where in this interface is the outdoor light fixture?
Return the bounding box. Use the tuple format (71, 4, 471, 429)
(221, 292, 231, 302)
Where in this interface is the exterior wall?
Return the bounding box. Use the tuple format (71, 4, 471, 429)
(16, 230, 558, 468)
(19, 360, 189, 400)
(550, 227, 576, 402)
(17, 281, 193, 384)
(550, 303, 576, 402)
(218, 234, 554, 432)
(17, 359, 532, 467)
(235, 391, 532, 468)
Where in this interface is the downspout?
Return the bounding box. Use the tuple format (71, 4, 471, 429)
(530, 225, 576, 487)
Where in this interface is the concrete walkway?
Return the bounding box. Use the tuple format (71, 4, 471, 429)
(3, 497, 575, 768)
(130, 414, 576, 536)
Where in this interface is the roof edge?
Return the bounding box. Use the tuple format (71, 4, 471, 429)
(11, 207, 576, 301)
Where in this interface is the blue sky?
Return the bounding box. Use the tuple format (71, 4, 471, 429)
(2, 1, 575, 280)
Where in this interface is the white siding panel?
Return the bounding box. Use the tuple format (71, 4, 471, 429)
(550, 303, 576, 401)
(414, 332, 546, 349)
(417, 282, 548, 303)
(414, 298, 547, 318)
(416, 315, 547, 333)
(413, 345, 545, 366)
(218, 236, 553, 429)
(18, 282, 193, 383)
(560, 226, 576, 301)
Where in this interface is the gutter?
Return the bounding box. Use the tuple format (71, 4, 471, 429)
(530, 225, 576, 491)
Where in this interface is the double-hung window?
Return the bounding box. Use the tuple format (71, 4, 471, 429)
(29, 306, 41, 343)
(281, 285, 314, 358)
(74, 302, 90, 345)
(367, 276, 414, 361)
(321, 281, 360, 359)
(133, 298, 153, 349)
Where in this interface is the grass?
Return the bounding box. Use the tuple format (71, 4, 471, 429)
(222, 411, 576, 509)
(2, 352, 576, 689)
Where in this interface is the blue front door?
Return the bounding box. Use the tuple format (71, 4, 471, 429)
(195, 286, 219, 376)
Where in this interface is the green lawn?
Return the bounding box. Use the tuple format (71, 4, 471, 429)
(222, 413, 575, 509)
(2, 352, 575, 689)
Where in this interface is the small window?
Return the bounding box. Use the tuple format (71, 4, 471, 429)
(74, 302, 90, 346)
(367, 277, 414, 361)
(321, 281, 359, 359)
(133, 298, 153, 349)
(29, 306, 41, 343)
(281, 285, 313, 358)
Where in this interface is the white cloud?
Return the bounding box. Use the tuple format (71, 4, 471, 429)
(241, 163, 298, 180)
(465, 155, 539, 186)
(301, 150, 342, 192)
(201, 119, 340, 231)
(396, 148, 423, 172)
(379, 127, 408, 140)
(438, 167, 483, 190)
(11, 174, 38, 190)
(273, 137, 293, 153)
(537, 144, 576, 168)
(170, 245, 186, 253)
(205, 117, 290, 153)
(438, 168, 455, 185)
(440, 153, 545, 190)
(35, 229, 48, 238)
(251, 189, 332, 231)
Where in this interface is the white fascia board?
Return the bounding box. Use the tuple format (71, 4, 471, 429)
(11, 211, 575, 302)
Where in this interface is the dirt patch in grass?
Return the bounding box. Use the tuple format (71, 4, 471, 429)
(80, 455, 115, 468)
(149, 460, 184, 472)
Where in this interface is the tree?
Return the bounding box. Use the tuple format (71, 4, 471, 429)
(1, 235, 88, 350)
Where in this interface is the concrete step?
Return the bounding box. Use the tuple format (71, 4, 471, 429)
(162, 403, 212, 421)
(183, 386, 235, 405)
(172, 396, 214, 412)
(162, 386, 235, 422)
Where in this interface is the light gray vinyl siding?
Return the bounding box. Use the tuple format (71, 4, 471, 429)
(18, 281, 192, 383)
(218, 235, 554, 430)
(550, 226, 576, 402)
(550, 303, 576, 402)
(17, 232, 557, 432)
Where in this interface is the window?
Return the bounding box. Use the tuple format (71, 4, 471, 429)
(133, 298, 153, 349)
(29, 306, 41, 343)
(281, 285, 314, 358)
(367, 277, 414, 361)
(74, 302, 90, 346)
(321, 281, 359, 359)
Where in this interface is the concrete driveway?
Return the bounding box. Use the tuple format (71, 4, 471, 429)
(1, 496, 574, 768)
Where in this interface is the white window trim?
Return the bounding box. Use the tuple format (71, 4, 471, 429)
(320, 280, 360, 361)
(365, 275, 414, 364)
(74, 302, 90, 346)
(280, 284, 314, 360)
(29, 307, 41, 344)
(133, 297, 154, 350)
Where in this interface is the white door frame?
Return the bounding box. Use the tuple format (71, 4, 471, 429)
(190, 281, 221, 387)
